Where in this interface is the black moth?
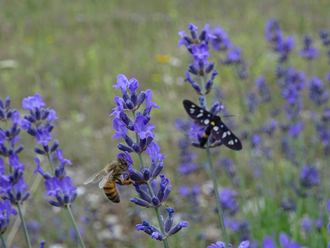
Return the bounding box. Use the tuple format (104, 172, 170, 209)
(183, 100, 242, 151)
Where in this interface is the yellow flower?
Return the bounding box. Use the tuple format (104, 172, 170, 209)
(46, 35, 54, 44)
(155, 54, 171, 64)
(152, 74, 162, 82)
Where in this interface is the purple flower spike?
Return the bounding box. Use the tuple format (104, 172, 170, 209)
(207, 241, 226, 248)
(110, 97, 126, 117)
(192, 43, 210, 67)
(238, 241, 250, 248)
(262, 237, 276, 248)
(9, 154, 25, 171)
(36, 130, 53, 146)
(33, 157, 52, 179)
(134, 116, 156, 139)
(113, 74, 129, 95)
(167, 221, 188, 236)
(144, 90, 161, 115)
(145, 142, 166, 163)
(112, 117, 128, 139)
(22, 94, 46, 110)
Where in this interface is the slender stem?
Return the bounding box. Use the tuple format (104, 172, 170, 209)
(133, 111, 169, 248)
(46, 154, 54, 175)
(17, 202, 32, 248)
(66, 205, 86, 248)
(205, 145, 229, 247)
(0, 233, 7, 248)
(200, 75, 229, 248)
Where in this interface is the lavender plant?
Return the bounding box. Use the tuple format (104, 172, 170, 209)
(17, 94, 84, 247)
(111, 74, 188, 247)
(178, 23, 245, 248)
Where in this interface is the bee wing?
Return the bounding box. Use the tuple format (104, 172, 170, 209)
(99, 170, 114, 189)
(83, 170, 108, 185)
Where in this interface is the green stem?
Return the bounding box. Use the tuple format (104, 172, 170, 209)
(0, 233, 7, 248)
(133, 111, 170, 248)
(17, 202, 32, 248)
(205, 145, 229, 247)
(66, 205, 86, 248)
(46, 154, 54, 175)
(200, 75, 229, 247)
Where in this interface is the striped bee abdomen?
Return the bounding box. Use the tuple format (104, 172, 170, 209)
(103, 180, 120, 203)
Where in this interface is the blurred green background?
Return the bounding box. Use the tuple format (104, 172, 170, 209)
(1, 0, 330, 247)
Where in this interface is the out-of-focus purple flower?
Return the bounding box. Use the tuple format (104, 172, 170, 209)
(0, 199, 18, 233)
(288, 121, 304, 138)
(22, 94, 46, 110)
(178, 185, 189, 196)
(300, 217, 312, 233)
(274, 36, 295, 63)
(210, 26, 231, 51)
(300, 165, 319, 188)
(319, 29, 330, 46)
(221, 45, 242, 64)
(261, 119, 278, 136)
(279, 232, 300, 248)
(262, 237, 277, 248)
(188, 122, 204, 140)
(299, 35, 318, 60)
(308, 77, 329, 106)
(0, 175, 13, 195)
(255, 76, 272, 102)
(218, 188, 238, 216)
(245, 92, 259, 113)
(218, 158, 238, 186)
(265, 19, 282, 43)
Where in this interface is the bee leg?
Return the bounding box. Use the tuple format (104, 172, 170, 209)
(115, 178, 125, 186)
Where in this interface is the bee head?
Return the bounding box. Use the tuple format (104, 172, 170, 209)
(119, 158, 128, 170)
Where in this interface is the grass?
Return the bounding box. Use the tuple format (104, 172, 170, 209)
(0, 0, 330, 247)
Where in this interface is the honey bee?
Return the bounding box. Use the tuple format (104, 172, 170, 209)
(83, 158, 130, 203)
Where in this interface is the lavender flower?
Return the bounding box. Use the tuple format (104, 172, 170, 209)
(299, 35, 318, 60)
(207, 240, 249, 248)
(308, 77, 329, 106)
(19, 94, 59, 156)
(218, 188, 238, 216)
(300, 217, 312, 233)
(0, 111, 24, 157)
(210, 26, 231, 51)
(279, 232, 300, 248)
(300, 165, 319, 188)
(0, 199, 18, 233)
(136, 208, 188, 241)
(175, 119, 198, 175)
(112, 74, 187, 242)
(262, 237, 277, 248)
(178, 23, 214, 52)
(266, 19, 294, 63)
(45, 176, 77, 207)
(255, 76, 272, 102)
(0, 96, 15, 122)
(130, 175, 171, 208)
